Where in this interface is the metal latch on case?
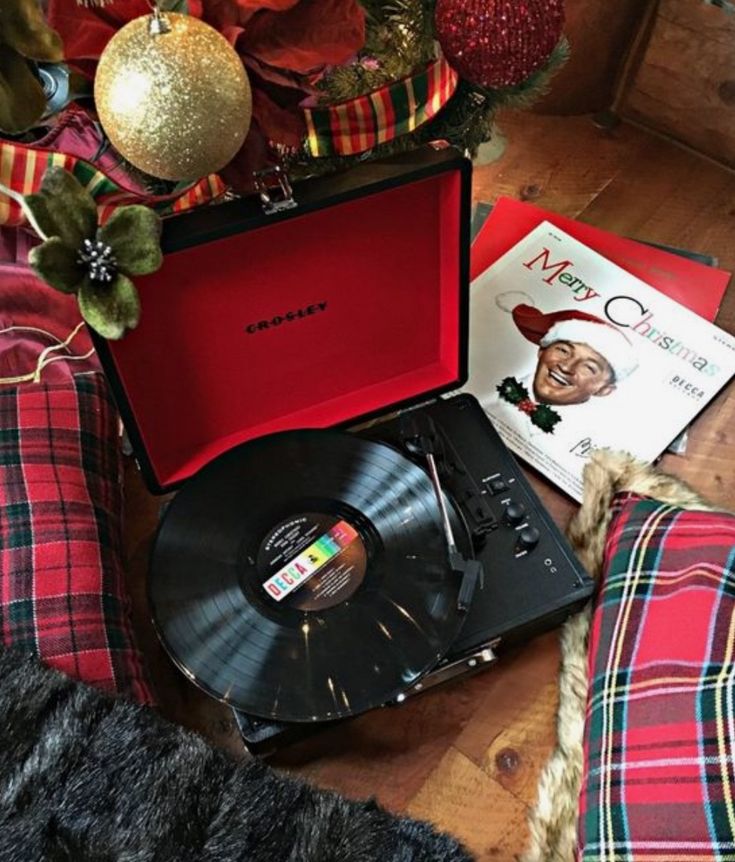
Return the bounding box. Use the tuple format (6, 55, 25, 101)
(253, 166, 298, 215)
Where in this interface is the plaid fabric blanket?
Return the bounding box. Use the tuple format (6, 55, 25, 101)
(0, 373, 153, 704)
(577, 493, 735, 861)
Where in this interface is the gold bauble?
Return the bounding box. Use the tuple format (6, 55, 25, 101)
(94, 13, 252, 182)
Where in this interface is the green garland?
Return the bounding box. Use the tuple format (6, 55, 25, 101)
(320, 0, 436, 102)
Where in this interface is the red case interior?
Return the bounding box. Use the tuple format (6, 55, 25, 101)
(105, 171, 464, 491)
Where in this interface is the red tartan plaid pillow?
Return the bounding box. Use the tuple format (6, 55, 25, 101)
(0, 371, 154, 704)
(577, 493, 735, 861)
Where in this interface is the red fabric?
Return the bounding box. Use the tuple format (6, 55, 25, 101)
(0, 268, 94, 378)
(0, 373, 153, 704)
(104, 171, 463, 490)
(32, 108, 150, 196)
(577, 493, 735, 859)
(0, 268, 153, 704)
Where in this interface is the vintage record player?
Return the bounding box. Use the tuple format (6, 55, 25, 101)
(91, 145, 593, 754)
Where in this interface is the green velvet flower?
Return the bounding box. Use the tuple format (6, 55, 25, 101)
(0, 0, 64, 133)
(27, 168, 163, 340)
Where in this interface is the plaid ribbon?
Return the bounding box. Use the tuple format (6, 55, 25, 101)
(304, 57, 459, 158)
(578, 493, 735, 860)
(0, 139, 226, 227)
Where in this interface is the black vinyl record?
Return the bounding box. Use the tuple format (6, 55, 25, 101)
(149, 429, 467, 723)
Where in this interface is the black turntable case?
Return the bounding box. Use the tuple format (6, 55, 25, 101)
(91, 145, 592, 749)
(92, 145, 473, 495)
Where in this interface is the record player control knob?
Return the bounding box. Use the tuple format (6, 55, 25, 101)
(517, 526, 541, 553)
(504, 501, 526, 526)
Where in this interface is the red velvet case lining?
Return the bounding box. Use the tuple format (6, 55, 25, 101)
(107, 172, 463, 490)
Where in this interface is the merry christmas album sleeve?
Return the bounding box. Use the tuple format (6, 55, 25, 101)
(464, 221, 735, 501)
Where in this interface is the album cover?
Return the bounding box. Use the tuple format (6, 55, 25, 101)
(470, 196, 730, 321)
(464, 221, 735, 501)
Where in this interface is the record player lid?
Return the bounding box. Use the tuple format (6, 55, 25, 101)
(93, 146, 471, 493)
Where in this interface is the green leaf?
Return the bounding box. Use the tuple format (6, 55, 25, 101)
(0, 46, 47, 133)
(0, 0, 64, 62)
(531, 404, 562, 434)
(78, 274, 141, 340)
(98, 206, 163, 276)
(25, 167, 98, 251)
(28, 237, 85, 294)
(497, 376, 528, 405)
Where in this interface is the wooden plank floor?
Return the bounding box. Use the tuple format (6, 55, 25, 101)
(123, 111, 735, 861)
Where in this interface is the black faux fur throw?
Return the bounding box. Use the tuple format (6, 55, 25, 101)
(0, 647, 471, 861)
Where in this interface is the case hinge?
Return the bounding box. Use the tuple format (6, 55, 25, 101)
(253, 166, 297, 215)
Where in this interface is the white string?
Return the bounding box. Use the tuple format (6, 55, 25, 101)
(0, 181, 49, 242)
(0, 321, 95, 385)
(0, 324, 67, 343)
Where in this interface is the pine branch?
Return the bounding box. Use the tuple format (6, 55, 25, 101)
(490, 38, 570, 110)
(319, 0, 437, 102)
(383, 0, 436, 64)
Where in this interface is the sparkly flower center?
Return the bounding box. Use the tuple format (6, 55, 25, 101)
(78, 238, 117, 283)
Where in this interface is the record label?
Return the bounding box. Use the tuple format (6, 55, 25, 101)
(258, 513, 367, 611)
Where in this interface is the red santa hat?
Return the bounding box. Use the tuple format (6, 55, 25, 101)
(511, 303, 638, 382)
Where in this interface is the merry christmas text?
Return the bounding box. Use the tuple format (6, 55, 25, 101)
(523, 247, 720, 376)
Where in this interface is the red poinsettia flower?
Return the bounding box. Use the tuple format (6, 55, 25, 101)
(46, 0, 365, 189)
(200, 0, 365, 188)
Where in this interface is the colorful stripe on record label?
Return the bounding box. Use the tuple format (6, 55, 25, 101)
(263, 520, 359, 601)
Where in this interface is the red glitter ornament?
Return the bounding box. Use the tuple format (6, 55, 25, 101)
(434, 0, 565, 89)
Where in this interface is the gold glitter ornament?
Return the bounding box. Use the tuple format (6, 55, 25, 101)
(94, 11, 252, 182)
